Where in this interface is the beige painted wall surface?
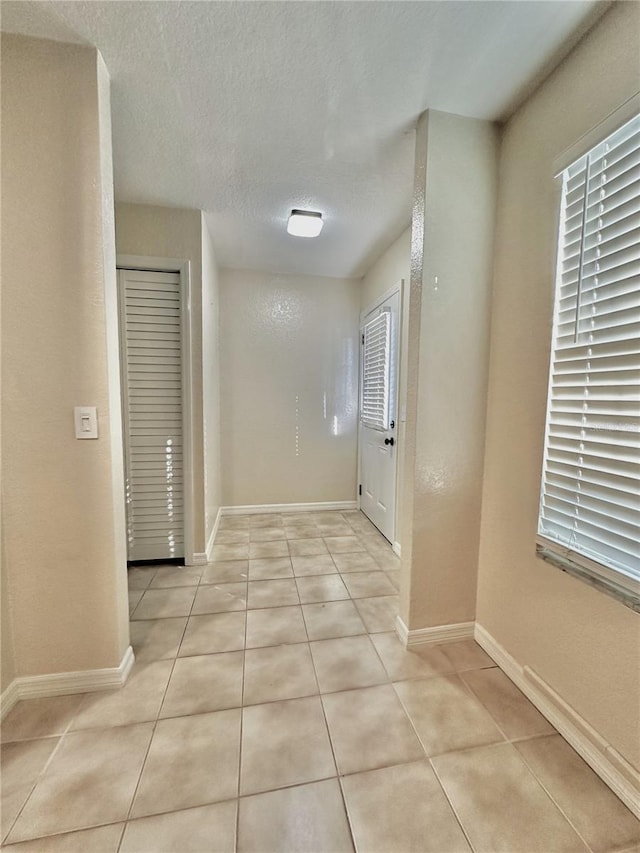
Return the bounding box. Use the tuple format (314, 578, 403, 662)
(402, 111, 498, 630)
(201, 215, 222, 543)
(361, 228, 411, 313)
(2, 35, 129, 675)
(477, 1, 640, 770)
(1, 218, 13, 689)
(361, 228, 411, 545)
(1, 541, 14, 691)
(115, 202, 206, 555)
(220, 269, 361, 506)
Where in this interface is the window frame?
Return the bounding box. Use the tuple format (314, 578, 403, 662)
(536, 108, 640, 612)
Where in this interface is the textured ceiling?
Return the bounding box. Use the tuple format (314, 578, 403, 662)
(1, 1, 603, 278)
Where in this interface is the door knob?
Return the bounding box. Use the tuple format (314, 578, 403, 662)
(384, 437, 395, 446)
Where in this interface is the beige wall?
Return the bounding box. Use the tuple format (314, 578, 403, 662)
(1, 541, 14, 692)
(1, 35, 129, 676)
(401, 110, 498, 630)
(201, 216, 222, 544)
(361, 228, 411, 546)
(360, 229, 411, 314)
(219, 269, 361, 506)
(477, 1, 640, 772)
(115, 202, 206, 556)
(1, 220, 13, 690)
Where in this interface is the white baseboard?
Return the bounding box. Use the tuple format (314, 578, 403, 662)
(392, 542, 402, 558)
(0, 680, 20, 722)
(475, 623, 640, 819)
(0, 646, 135, 721)
(191, 552, 208, 566)
(206, 508, 222, 561)
(395, 615, 475, 647)
(221, 501, 358, 516)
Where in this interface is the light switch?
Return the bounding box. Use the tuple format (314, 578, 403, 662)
(74, 406, 98, 439)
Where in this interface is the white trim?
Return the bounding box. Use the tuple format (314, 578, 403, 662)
(392, 542, 402, 558)
(180, 261, 196, 567)
(206, 507, 223, 561)
(1, 680, 20, 721)
(359, 280, 404, 323)
(474, 624, 640, 819)
(395, 615, 409, 646)
(395, 615, 474, 648)
(191, 552, 208, 566)
(0, 646, 135, 720)
(553, 92, 640, 176)
(97, 57, 129, 630)
(117, 254, 186, 272)
(220, 501, 358, 516)
(116, 255, 196, 567)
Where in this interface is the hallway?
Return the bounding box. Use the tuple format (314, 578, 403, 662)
(2, 510, 638, 851)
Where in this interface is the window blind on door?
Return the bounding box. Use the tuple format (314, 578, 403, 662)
(361, 310, 391, 430)
(537, 114, 640, 601)
(119, 269, 185, 561)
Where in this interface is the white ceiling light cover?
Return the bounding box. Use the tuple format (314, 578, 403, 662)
(287, 210, 323, 238)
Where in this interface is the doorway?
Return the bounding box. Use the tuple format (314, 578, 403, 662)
(358, 285, 401, 544)
(117, 257, 194, 565)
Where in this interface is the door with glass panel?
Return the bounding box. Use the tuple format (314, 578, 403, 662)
(359, 289, 400, 542)
(118, 268, 185, 561)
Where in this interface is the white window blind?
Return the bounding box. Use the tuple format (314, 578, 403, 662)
(361, 310, 391, 430)
(537, 114, 640, 605)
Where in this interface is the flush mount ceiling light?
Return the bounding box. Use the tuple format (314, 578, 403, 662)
(287, 209, 323, 238)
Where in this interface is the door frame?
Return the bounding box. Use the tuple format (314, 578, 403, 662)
(116, 254, 195, 566)
(357, 279, 404, 549)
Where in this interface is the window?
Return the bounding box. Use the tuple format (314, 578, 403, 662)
(361, 309, 391, 430)
(537, 114, 640, 609)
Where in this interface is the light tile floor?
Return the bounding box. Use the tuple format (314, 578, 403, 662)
(2, 510, 639, 852)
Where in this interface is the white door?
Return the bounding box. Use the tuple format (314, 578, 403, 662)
(118, 269, 185, 561)
(359, 289, 400, 542)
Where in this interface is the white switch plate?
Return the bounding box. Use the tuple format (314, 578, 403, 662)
(74, 406, 98, 439)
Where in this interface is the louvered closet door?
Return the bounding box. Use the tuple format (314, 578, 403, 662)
(118, 269, 184, 561)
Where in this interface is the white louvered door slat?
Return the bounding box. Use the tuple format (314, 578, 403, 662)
(538, 114, 640, 602)
(119, 269, 185, 561)
(359, 292, 400, 543)
(361, 311, 391, 429)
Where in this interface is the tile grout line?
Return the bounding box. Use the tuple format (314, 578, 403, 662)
(128, 567, 159, 618)
(235, 530, 250, 853)
(8, 521, 622, 853)
(429, 755, 480, 853)
(454, 669, 534, 746)
(2, 731, 69, 846)
(3, 642, 156, 847)
(511, 744, 598, 853)
(115, 820, 128, 852)
(304, 561, 358, 851)
(3, 512, 395, 848)
(118, 564, 201, 849)
(3, 571, 162, 845)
